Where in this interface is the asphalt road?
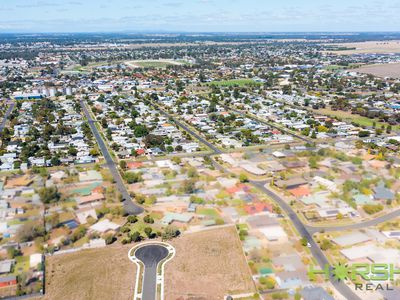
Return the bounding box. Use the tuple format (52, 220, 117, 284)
(307, 207, 400, 234)
(135, 245, 169, 300)
(250, 181, 361, 300)
(151, 102, 222, 154)
(80, 100, 144, 215)
(154, 103, 362, 299)
(225, 105, 312, 143)
(0, 102, 15, 135)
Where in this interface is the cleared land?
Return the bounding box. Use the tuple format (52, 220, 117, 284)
(325, 40, 400, 55)
(44, 226, 254, 300)
(350, 62, 400, 78)
(165, 226, 255, 300)
(44, 245, 136, 300)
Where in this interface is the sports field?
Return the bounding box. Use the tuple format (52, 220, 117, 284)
(125, 59, 185, 69)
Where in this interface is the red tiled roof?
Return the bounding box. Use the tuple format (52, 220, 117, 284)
(127, 161, 144, 169)
(289, 185, 311, 197)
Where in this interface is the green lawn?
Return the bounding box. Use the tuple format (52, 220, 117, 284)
(208, 79, 260, 87)
(317, 108, 400, 131)
(13, 256, 30, 275)
(197, 208, 220, 218)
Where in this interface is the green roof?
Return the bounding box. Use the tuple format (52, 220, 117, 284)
(353, 194, 374, 205)
(161, 213, 193, 224)
(259, 267, 273, 275)
(72, 182, 102, 196)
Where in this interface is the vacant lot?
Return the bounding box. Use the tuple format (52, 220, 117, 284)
(165, 226, 255, 300)
(325, 40, 400, 55)
(44, 226, 254, 300)
(350, 62, 400, 78)
(44, 245, 136, 300)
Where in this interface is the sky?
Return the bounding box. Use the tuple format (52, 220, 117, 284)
(0, 0, 399, 33)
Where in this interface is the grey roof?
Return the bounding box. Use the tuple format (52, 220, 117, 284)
(332, 231, 370, 247)
(374, 182, 395, 200)
(301, 286, 334, 300)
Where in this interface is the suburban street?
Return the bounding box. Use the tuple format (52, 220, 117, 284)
(153, 104, 361, 300)
(151, 101, 222, 154)
(135, 245, 169, 300)
(307, 207, 400, 234)
(80, 100, 144, 215)
(250, 181, 361, 300)
(0, 101, 15, 134)
(225, 105, 313, 143)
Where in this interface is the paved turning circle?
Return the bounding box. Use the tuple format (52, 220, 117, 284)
(135, 245, 170, 300)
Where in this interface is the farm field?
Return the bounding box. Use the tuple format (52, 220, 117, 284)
(325, 40, 400, 54)
(350, 62, 400, 78)
(165, 226, 255, 300)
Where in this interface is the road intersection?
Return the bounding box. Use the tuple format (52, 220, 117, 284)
(80, 98, 400, 300)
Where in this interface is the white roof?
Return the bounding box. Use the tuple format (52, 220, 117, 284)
(272, 151, 286, 158)
(90, 219, 120, 233)
(30, 253, 42, 268)
(259, 225, 287, 241)
(332, 232, 371, 247)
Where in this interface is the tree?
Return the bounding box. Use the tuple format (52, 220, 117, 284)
(320, 239, 333, 251)
(119, 160, 127, 170)
(143, 215, 154, 224)
(50, 155, 61, 166)
(358, 130, 370, 137)
(182, 179, 196, 194)
(124, 172, 142, 184)
(259, 276, 276, 289)
(311, 130, 317, 139)
(162, 225, 180, 240)
(104, 233, 116, 245)
(130, 231, 142, 242)
(239, 173, 249, 183)
(187, 167, 198, 178)
(144, 227, 153, 238)
(38, 187, 60, 204)
(127, 215, 138, 223)
(17, 221, 45, 243)
(71, 225, 87, 242)
(7, 247, 22, 259)
(68, 146, 78, 156)
(387, 125, 392, 134)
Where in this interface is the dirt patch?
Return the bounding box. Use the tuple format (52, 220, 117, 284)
(350, 62, 400, 78)
(44, 226, 254, 300)
(165, 226, 255, 300)
(44, 245, 136, 300)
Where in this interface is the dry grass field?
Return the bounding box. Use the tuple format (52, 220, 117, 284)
(326, 40, 400, 55)
(350, 62, 400, 78)
(44, 226, 254, 300)
(44, 245, 136, 300)
(165, 226, 255, 300)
